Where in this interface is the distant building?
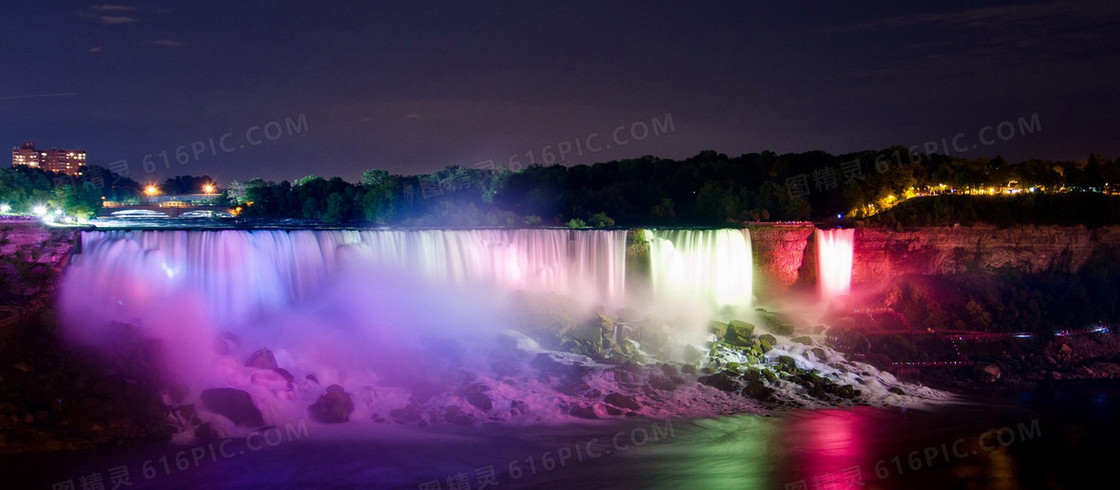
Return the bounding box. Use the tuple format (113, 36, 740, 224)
(11, 141, 86, 176)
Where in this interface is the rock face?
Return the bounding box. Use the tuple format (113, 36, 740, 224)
(851, 226, 1120, 283)
(200, 388, 264, 427)
(309, 385, 355, 423)
(747, 223, 1120, 295)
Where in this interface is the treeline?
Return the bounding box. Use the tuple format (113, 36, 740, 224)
(0, 166, 221, 220)
(872, 193, 1120, 228)
(5, 148, 1119, 225)
(0, 166, 111, 220)
(225, 148, 1120, 226)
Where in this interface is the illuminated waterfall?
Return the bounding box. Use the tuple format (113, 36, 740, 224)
(647, 229, 754, 307)
(68, 229, 628, 326)
(815, 228, 855, 298)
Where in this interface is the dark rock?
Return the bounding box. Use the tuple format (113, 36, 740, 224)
(274, 368, 295, 384)
(459, 384, 493, 412)
(309, 385, 354, 423)
(603, 392, 641, 410)
(170, 404, 200, 426)
(659, 364, 680, 377)
(609, 367, 639, 385)
(680, 364, 697, 375)
(568, 404, 599, 420)
(245, 349, 278, 370)
(811, 348, 826, 360)
(698, 371, 740, 392)
(306, 374, 319, 384)
(195, 423, 220, 440)
(888, 387, 905, 396)
(168, 384, 189, 404)
(200, 388, 264, 428)
(530, 353, 569, 377)
(791, 336, 813, 346)
(808, 385, 830, 400)
(649, 375, 678, 391)
(557, 381, 601, 398)
(742, 381, 775, 401)
(389, 404, 423, 424)
(742, 369, 762, 382)
(441, 406, 474, 425)
(510, 400, 529, 417)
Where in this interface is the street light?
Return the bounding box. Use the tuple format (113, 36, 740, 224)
(202, 184, 216, 194)
(144, 185, 159, 196)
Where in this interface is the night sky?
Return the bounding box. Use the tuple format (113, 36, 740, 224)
(2, 1, 1118, 184)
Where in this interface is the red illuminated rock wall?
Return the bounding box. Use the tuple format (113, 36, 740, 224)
(748, 223, 1120, 293)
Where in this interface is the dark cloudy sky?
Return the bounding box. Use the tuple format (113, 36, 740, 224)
(1, 1, 1118, 184)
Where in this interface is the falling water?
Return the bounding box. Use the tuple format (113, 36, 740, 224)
(647, 229, 754, 308)
(815, 228, 855, 298)
(66, 229, 629, 326)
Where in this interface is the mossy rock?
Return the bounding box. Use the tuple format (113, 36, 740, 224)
(709, 321, 728, 339)
(723, 320, 755, 346)
(777, 355, 798, 369)
(773, 323, 795, 335)
(811, 347, 827, 360)
(759, 334, 777, 346)
(791, 336, 813, 346)
(762, 369, 778, 383)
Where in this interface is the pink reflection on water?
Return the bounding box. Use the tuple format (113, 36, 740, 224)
(782, 409, 874, 488)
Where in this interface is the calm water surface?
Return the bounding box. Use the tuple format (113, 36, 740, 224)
(5, 382, 1115, 489)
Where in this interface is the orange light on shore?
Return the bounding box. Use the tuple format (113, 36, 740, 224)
(144, 185, 159, 196)
(203, 184, 216, 194)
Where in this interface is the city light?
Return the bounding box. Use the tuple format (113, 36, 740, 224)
(144, 185, 159, 196)
(0, 203, 10, 214)
(32, 205, 48, 216)
(203, 183, 216, 194)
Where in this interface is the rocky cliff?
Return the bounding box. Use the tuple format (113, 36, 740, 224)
(748, 223, 1120, 295)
